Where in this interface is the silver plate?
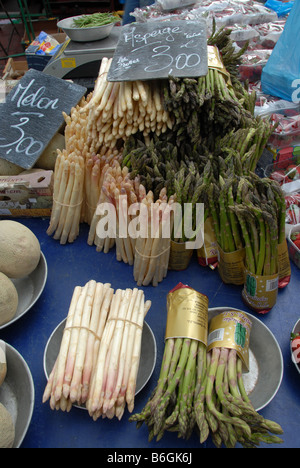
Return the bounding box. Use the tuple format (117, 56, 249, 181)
(57, 16, 115, 42)
(43, 318, 157, 408)
(0, 343, 35, 448)
(291, 318, 300, 374)
(209, 307, 284, 411)
(0, 252, 48, 330)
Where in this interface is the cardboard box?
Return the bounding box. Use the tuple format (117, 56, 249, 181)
(25, 32, 66, 71)
(0, 170, 53, 217)
(22, 18, 59, 46)
(2, 58, 28, 80)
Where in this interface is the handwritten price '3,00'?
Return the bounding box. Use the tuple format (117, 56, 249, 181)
(144, 45, 201, 74)
(0, 115, 44, 157)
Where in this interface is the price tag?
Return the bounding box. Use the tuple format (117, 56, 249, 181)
(107, 20, 208, 82)
(0, 69, 86, 170)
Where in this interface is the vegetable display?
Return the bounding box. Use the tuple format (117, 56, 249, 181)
(72, 12, 119, 28)
(47, 23, 290, 301)
(43, 280, 151, 420)
(130, 288, 283, 448)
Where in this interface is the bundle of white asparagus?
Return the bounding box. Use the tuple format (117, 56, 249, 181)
(46, 58, 177, 285)
(47, 98, 90, 244)
(43, 280, 151, 420)
(87, 157, 177, 286)
(87, 158, 137, 256)
(134, 190, 176, 287)
(80, 57, 174, 153)
(64, 95, 91, 155)
(46, 149, 85, 244)
(83, 148, 122, 225)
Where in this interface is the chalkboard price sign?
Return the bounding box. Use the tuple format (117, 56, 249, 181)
(107, 20, 208, 82)
(0, 69, 86, 170)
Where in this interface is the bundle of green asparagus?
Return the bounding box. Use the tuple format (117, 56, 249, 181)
(228, 173, 285, 278)
(215, 118, 276, 175)
(196, 347, 283, 448)
(208, 176, 243, 255)
(130, 336, 205, 441)
(130, 293, 284, 448)
(130, 339, 284, 448)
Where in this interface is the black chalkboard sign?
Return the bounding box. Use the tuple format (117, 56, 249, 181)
(107, 20, 208, 82)
(0, 69, 86, 169)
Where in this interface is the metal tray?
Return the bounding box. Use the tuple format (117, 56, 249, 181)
(0, 252, 47, 330)
(0, 342, 35, 448)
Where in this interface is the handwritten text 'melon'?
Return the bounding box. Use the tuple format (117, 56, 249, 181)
(10, 78, 59, 112)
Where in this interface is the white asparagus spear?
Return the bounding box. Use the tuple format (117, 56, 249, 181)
(69, 280, 97, 403)
(62, 283, 89, 399)
(82, 284, 113, 403)
(86, 289, 122, 415)
(126, 291, 145, 412)
(81, 57, 109, 112)
(116, 289, 143, 408)
(51, 286, 82, 402)
(42, 357, 58, 404)
(108, 288, 138, 410)
(59, 161, 84, 244)
(47, 158, 69, 236)
(80, 282, 104, 403)
(53, 161, 76, 240)
(105, 288, 138, 411)
(102, 288, 133, 412)
(144, 201, 168, 286)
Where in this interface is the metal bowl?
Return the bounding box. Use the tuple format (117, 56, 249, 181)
(57, 15, 116, 42)
(291, 318, 300, 374)
(0, 252, 48, 330)
(209, 307, 284, 411)
(0, 342, 35, 447)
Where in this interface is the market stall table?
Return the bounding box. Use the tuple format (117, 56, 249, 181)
(0, 216, 299, 449)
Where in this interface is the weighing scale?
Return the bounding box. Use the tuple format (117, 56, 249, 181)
(43, 27, 121, 89)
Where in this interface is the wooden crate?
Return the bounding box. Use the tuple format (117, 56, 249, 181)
(2, 58, 28, 80)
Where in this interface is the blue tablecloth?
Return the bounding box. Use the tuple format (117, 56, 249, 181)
(1, 217, 299, 449)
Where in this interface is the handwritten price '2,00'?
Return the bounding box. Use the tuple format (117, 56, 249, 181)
(0, 115, 44, 157)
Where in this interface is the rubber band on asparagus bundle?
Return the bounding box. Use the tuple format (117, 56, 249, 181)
(63, 325, 102, 342)
(106, 316, 143, 331)
(53, 199, 83, 209)
(135, 245, 170, 260)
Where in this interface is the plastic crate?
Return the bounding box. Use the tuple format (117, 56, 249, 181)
(287, 224, 300, 269)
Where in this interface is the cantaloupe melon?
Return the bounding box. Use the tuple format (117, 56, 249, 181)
(34, 132, 65, 170)
(0, 403, 15, 448)
(0, 272, 18, 326)
(0, 158, 23, 176)
(0, 220, 41, 279)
